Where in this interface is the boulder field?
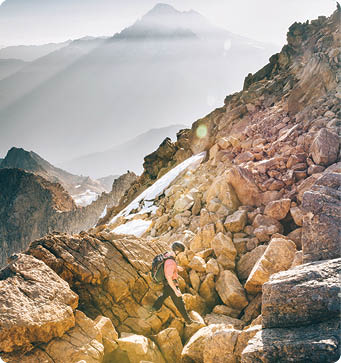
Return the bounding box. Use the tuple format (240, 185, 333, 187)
(0, 7, 340, 363)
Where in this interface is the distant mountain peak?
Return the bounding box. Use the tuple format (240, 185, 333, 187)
(146, 3, 179, 15)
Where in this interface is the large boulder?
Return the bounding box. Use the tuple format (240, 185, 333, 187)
(205, 174, 240, 211)
(241, 319, 340, 363)
(224, 210, 247, 232)
(199, 273, 219, 308)
(181, 324, 227, 363)
(236, 245, 267, 281)
(264, 198, 291, 220)
(211, 232, 237, 269)
(0, 254, 78, 353)
(245, 238, 296, 294)
(301, 172, 341, 262)
(252, 214, 284, 242)
(154, 328, 183, 363)
(234, 322, 262, 360)
(115, 333, 165, 363)
(204, 314, 245, 330)
(216, 270, 248, 311)
(3, 310, 106, 363)
(225, 167, 262, 206)
(310, 128, 339, 166)
(262, 258, 341, 328)
(203, 327, 240, 363)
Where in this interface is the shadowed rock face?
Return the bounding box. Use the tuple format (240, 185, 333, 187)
(242, 319, 340, 363)
(302, 171, 341, 263)
(262, 258, 341, 328)
(0, 169, 136, 267)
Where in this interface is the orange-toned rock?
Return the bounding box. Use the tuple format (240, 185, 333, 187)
(245, 238, 296, 294)
(264, 199, 291, 220)
(216, 271, 248, 311)
(0, 254, 78, 353)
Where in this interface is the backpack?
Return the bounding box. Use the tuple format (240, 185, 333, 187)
(151, 253, 175, 283)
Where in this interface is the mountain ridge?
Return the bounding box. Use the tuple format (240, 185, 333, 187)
(0, 147, 108, 197)
(0, 3, 276, 162)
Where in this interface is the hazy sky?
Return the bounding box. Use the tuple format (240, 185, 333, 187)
(0, 0, 336, 47)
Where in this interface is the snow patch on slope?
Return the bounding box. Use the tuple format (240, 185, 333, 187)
(109, 151, 206, 225)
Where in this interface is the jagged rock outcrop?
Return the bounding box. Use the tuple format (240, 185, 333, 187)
(262, 258, 340, 328)
(0, 254, 78, 354)
(0, 169, 136, 267)
(0, 147, 109, 196)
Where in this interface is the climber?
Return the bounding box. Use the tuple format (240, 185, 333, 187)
(150, 241, 194, 324)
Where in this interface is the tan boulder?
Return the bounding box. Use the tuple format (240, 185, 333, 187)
(116, 333, 165, 363)
(203, 327, 240, 363)
(217, 137, 231, 149)
(236, 245, 267, 281)
(28, 232, 168, 336)
(234, 323, 262, 360)
(174, 194, 194, 213)
(212, 232, 237, 269)
(190, 232, 204, 252)
(216, 271, 248, 311)
(44, 311, 104, 363)
(291, 251, 303, 268)
(189, 270, 201, 291)
(287, 227, 303, 250)
(225, 166, 262, 206)
(205, 174, 240, 211)
(189, 255, 207, 272)
(94, 315, 119, 354)
(252, 214, 283, 241)
(183, 293, 207, 316)
(181, 324, 227, 363)
(0, 254, 78, 353)
(264, 199, 291, 220)
(4, 310, 105, 363)
(212, 305, 240, 319)
(290, 206, 304, 226)
(209, 143, 220, 161)
(206, 258, 220, 275)
(224, 210, 248, 232)
(240, 294, 262, 324)
(199, 273, 218, 308)
(201, 224, 216, 249)
(183, 311, 206, 342)
(197, 248, 214, 260)
(154, 328, 183, 363)
(245, 238, 297, 294)
(233, 237, 249, 256)
(204, 313, 245, 330)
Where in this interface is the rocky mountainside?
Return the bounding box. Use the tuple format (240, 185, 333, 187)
(0, 169, 137, 268)
(1, 147, 109, 201)
(0, 7, 340, 363)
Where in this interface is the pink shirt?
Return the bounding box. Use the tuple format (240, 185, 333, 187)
(164, 258, 178, 281)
